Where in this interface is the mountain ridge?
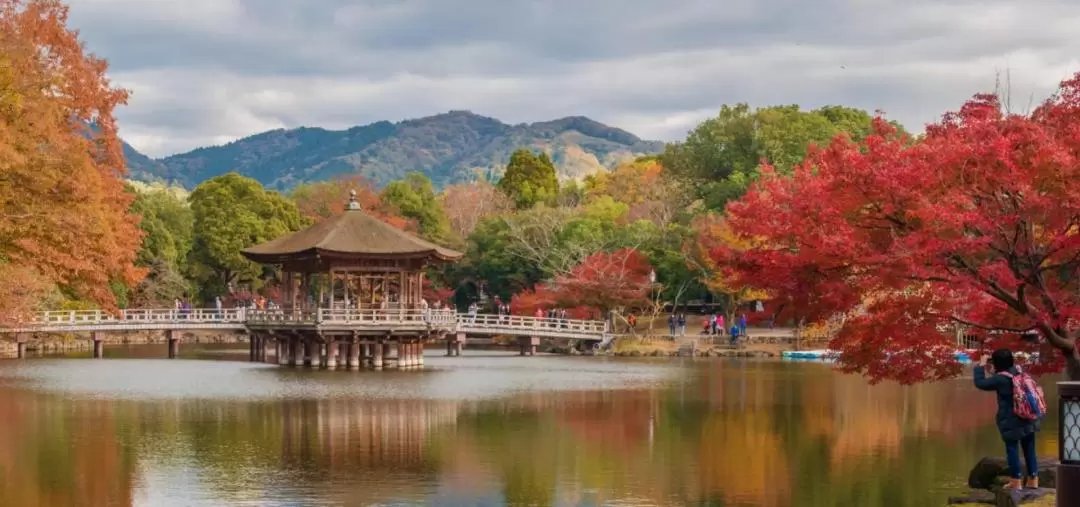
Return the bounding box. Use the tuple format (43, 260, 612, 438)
(124, 111, 665, 190)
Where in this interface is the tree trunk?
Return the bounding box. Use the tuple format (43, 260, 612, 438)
(1066, 347, 1080, 381)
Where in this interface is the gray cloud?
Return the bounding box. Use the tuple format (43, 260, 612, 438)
(64, 0, 1080, 157)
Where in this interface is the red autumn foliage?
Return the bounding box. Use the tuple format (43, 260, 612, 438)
(511, 249, 652, 318)
(509, 287, 594, 319)
(721, 72, 1080, 383)
(422, 276, 454, 305)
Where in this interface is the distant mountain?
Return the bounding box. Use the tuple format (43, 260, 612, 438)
(125, 111, 665, 190)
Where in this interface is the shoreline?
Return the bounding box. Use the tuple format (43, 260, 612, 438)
(2, 331, 797, 361)
(0, 331, 248, 359)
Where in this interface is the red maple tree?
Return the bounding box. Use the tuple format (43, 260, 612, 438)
(511, 248, 652, 318)
(721, 72, 1080, 383)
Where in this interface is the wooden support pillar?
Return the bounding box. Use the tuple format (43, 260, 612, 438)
(284, 271, 293, 312)
(300, 273, 310, 311)
(288, 337, 298, 367)
(446, 337, 454, 356)
(326, 341, 338, 369)
(318, 272, 326, 309)
(455, 340, 463, 357)
(278, 339, 288, 365)
(528, 336, 538, 356)
(396, 341, 405, 368)
(517, 336, 538, 356)
(167, 330, 179, 359)
(91, 331, 103, 359)
(417, 341, 424, 367)
(249, 335, 258, 362)
(16, 341, 26, 359)
(303, 338, 315, 367)
(344, 272, 351, 308)
(348, 341, 360, 368)
(372, 341, 384, 369)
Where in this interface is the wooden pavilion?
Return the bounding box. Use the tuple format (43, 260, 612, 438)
(242, 190, 462, 312)
(239, 190, 463, 369)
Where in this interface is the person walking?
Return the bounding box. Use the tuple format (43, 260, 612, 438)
(667, 314, 676, 337)
(717, 314, 725, 336)
(738, 313, 748, 336)
(974, 349, 1045, 490)
(215, 296, 223, 318)
(677, 313, 687, 337)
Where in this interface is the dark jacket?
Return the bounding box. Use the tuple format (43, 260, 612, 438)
(973, 366, 1041, 441)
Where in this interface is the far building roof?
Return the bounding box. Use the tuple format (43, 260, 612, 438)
(241, 190, 463, 266)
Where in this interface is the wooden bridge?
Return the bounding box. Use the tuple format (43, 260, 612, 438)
(0, 308, 611, 365)
(2, 308, 608, 338)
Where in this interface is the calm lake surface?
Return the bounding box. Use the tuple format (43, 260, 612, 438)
(0, 344, 1061, 507)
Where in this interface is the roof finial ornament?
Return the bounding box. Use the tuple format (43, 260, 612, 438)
(346, 189, 360, 211)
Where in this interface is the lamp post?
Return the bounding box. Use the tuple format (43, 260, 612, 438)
(1061, 382, 1080, 506)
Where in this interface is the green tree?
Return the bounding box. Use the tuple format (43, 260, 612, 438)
(380, 172, 451, 241)
(128, 185, 194, 269)
(497, 148, 559, 209)
(662, 104, 886, 209)
(130, 258, 191, 307)
(188, 173, 306, 300)
(452, 217, 546, 302)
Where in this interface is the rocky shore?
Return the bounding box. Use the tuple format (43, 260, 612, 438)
(948, 457, 1058, 506)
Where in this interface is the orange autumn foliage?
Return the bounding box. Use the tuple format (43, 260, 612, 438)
(0, 0, 143, 312)
(440, 180, 512, 240)
(0, 264, 50, 325)
(584, 158, 664, 205)
(290, 174, 413, 230)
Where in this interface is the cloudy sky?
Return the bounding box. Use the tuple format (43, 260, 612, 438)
(64, 0, 1080, 158)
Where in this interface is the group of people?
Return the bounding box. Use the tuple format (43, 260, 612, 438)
(701, 312, 748, 338)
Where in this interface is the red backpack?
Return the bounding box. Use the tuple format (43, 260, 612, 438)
(999, 369, 1047, 421)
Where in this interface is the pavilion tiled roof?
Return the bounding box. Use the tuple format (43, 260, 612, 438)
(241, 191, 462, 263)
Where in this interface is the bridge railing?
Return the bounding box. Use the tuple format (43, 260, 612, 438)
(320, 308, 457, 325)
(11, 308, 608, 335)
(245, 308, 458, 326)
(120, 308, 247, 322)
(457, 314, 609, 334)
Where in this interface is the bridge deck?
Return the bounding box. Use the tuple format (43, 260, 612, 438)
(1, 308, 609, 341)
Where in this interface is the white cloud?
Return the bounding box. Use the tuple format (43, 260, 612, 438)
(62, 0, 1080, 157)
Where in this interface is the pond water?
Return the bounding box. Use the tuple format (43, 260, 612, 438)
(0, 344, 1061, 507)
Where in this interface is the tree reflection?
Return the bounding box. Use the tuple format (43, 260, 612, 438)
(0, 361, 1060, 507)
(0, 388, 135, 507)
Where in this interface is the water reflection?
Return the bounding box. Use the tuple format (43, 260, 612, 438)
(0, 349, 1063, 506)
